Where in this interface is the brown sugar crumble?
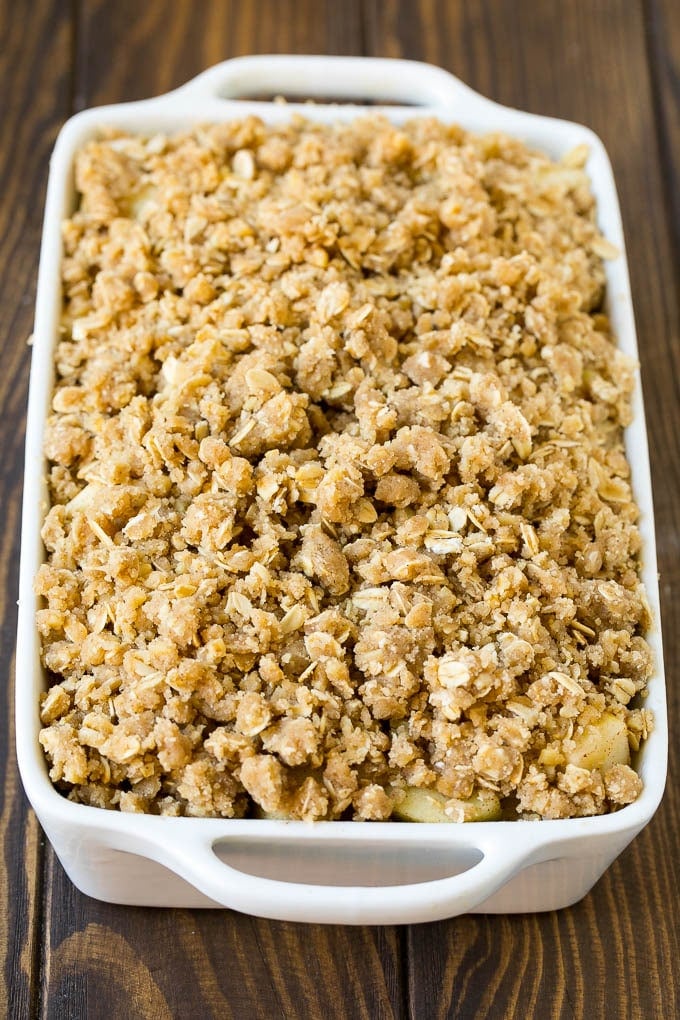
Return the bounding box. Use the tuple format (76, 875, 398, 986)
(37, 114, 653, 821)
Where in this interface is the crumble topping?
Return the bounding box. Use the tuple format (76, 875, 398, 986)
(36, 114, 652, 821)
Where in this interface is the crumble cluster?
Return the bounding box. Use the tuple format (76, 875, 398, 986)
(37, 114, 652, 820)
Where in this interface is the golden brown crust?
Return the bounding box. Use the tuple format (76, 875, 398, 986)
(37, 114, 652, 820)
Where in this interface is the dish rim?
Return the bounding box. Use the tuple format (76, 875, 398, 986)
(15, 55, 668, 917)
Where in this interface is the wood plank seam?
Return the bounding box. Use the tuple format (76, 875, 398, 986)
(32, 4, 79, 1018)
(641, 0, 680, 312)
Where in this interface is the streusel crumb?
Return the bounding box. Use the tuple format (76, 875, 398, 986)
(37, 114, 653, 820)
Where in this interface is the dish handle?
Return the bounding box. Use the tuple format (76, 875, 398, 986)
(148, 828, 536, 924)
(171, 54, 485, 111)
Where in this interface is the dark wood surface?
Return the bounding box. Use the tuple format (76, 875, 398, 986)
(2, 2, 678, 1017)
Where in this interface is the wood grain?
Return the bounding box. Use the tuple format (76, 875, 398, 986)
(365, 1, 680, 1016)
(644, 0, 680, 263)
(74, 0, 363, 108)
(3, 1, 680, 1017)
(41, 859, 403, 1020)
(0, 1, 73, 1016)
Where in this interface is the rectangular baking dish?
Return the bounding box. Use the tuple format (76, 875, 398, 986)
(16, 55, 667, 925)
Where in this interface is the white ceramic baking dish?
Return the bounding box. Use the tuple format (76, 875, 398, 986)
(16, 55, 667, 925)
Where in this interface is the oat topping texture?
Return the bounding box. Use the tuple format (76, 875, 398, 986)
(37, 114, 653, 821)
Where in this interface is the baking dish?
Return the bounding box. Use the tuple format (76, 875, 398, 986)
(16, 55, 667, 925)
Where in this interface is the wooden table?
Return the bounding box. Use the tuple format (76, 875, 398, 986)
(2, 2, 678, 1016)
